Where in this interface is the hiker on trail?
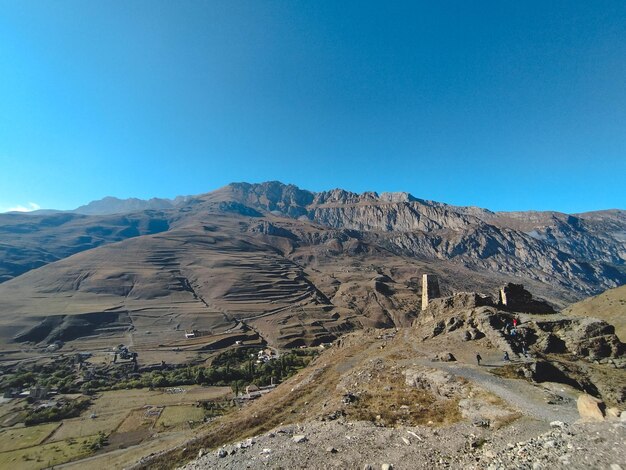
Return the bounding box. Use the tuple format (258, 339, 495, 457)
(503, 351, 510, 362)
(513, 317, 518, 327)
(520, 340, 528, 357)
(476, 353, 482, 365)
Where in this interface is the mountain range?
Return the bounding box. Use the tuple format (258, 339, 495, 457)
(0, 181, 624, 351)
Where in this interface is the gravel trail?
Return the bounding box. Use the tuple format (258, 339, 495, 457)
(420, 359, 580, 423)
(402, 329, 580, 424)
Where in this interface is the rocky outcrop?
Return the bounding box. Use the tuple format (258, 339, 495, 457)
(532, 317, 625, 359)
(414, 289, 625, 406)
(416, 291, 625, 362)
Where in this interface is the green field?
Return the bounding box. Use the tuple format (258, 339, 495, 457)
(0, 435, 96, 470)
(157, 405, 205, 429)
(0, 423, 59, 452)
(0, 385, 232, 469)
(48, 411, 128, 442)
(90, 386, 231, 415)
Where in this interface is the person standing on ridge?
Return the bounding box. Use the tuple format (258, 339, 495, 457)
(476, 353, 482, 365)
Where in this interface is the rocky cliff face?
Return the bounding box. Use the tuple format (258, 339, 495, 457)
(1, 182, 624, 298)
(203, 182, 625, 296)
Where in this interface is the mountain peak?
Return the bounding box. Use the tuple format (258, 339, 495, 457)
(73, 195, 186, 215)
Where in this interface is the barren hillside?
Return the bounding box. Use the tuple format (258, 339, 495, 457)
(0, 182, 624, 352)
(128, 292, 625, 470)
(562, 285, 626, 341)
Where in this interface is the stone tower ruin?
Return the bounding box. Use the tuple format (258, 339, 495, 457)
(498, 283, 555, 314)
(421, 274, 441, 310)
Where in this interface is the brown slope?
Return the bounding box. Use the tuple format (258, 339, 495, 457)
(196, 182, 626, 296)
(0, 213, 351, 352)
(561, 285, 626, 341)
(0, 210, 172, 283)
(1, 182, 624, 299)
(0, 205, 579, 353)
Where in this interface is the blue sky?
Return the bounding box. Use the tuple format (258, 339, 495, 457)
(1, 1, 625, 213)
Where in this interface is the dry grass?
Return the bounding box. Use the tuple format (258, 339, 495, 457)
(0, 423, 59, 452)
(156, 406, 205, 430)
(116, 409, 156, 433)
(469, 387, 522, 429)
(490, 364, 527, 380)
(345, 370, 461, 427)
(386, 352, 409, 361)
(90, 386, 231, 416)
(47, 411, 128, 442)
(0, 435, 97, 470)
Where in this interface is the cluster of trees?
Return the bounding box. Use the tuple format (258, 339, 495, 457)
(109, 348, 318, 391)
(1, 358, 78, 394)
(23, 398, 90, 425)
(2, 347, 319, 398)
(87, 431, 108, 451)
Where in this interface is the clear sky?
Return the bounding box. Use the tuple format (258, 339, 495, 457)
(1, 1, 625, 213)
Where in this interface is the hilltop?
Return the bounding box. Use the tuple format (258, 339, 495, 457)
(562, 285, 626, 341)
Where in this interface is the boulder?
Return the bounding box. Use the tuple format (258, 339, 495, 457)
(549, 421, 566, 428)
(577, 394, 605, 421)
(606, 407, 621, 419)
(433, 352, 457, 362)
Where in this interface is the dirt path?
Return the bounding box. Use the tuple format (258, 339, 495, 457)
(421, 359, 578, 423)
(401, 329, 580, 424)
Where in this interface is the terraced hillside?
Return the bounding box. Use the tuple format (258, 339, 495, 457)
(0, 182, 624, 354)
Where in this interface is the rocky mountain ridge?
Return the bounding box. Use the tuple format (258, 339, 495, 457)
(73, 195, 190, 215)
(200, 182, 625, 295)
(0, 181, 624, 298)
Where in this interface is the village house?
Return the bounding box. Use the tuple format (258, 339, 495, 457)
(257, 348, 278, 363)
